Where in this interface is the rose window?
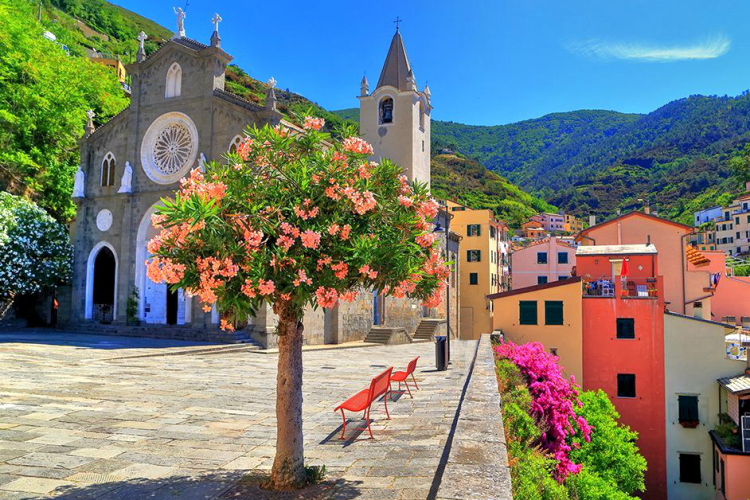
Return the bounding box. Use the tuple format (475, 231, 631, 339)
(140, 112, 199, 184)
(153, 123, 193, 175)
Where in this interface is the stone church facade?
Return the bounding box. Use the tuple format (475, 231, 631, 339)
(61, 20, 443, 347)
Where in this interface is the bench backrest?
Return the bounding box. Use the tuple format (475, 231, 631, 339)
(368, 367, 393, 403)
(406, 356, 419, 376)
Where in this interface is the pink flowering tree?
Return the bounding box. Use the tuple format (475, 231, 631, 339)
(146, 119, 449, 489)
(495, 341, 592, 480)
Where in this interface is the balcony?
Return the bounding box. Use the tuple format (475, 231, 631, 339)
(583, 277, 659, 299)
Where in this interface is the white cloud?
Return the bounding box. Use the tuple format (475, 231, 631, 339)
(567, 35, 731, 62)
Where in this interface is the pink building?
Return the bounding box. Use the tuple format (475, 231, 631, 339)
(697, 250, 750, 325)
(510, 237, 576, 289)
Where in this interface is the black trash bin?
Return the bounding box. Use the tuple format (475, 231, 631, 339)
(435, 336, 447, 371)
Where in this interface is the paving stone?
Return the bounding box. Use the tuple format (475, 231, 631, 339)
(8, 452, 92, 470)
(0, 476, 72, 494)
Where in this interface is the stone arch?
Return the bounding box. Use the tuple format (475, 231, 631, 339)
(101, 152, 116, 187)
(85, 241, 118, 321)
(379, 96, 394, 124)
(165, 62, 182, 98)
(135, 203, 191, 324)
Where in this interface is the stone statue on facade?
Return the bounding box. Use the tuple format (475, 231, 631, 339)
(72, 167, 85, 198)
(118, 161, 133, 193)
(173, 7, 186, 39)
(198, 153, 207, 173)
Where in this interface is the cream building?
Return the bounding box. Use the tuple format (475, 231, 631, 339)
(358, 28, 432, 185)
(663, 312, 741, 500)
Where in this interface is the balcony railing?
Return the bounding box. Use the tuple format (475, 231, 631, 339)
(583, 277, 659, 299)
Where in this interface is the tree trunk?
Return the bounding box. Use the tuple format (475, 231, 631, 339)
(269, 301, 307, 489)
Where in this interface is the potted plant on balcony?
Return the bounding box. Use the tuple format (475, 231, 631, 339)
(679, 419, 700, 429)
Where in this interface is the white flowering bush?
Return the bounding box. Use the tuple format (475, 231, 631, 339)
(0, 193, 73, 300)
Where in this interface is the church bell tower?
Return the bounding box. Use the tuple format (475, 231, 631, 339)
(359, 26, 432, 185)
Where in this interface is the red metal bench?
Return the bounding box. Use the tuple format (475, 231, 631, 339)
(390, 356, 420, 398)
(334, 367, 393, 440)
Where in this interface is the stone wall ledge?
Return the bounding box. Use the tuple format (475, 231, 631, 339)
(436, 334, 513, 500)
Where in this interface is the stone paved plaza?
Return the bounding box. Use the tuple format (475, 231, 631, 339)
(0, 332, 479, 499)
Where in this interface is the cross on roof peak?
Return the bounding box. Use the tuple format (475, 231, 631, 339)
(393, 16, 402, 30)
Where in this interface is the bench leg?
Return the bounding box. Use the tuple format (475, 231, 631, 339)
(411, 373, 420, 390)
(383, 390, 391, 420)
(404, 380, 413, 398)
(339, 409, 348, 440)
(364, 407, 374, 439)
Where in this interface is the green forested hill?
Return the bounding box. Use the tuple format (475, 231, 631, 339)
(339, 94, 750, 223)
(430, 154, 556, 226)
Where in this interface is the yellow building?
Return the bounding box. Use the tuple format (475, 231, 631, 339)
(488, 278, 584, 381)
(91, 57, 127, 83)
(447, 200, 509, 340)
(563, 213, 585, 233)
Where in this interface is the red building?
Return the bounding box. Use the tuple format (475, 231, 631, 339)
(577, 244, 667, 499)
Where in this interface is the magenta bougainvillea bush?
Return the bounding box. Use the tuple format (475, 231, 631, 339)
(495, 341, 592, 479)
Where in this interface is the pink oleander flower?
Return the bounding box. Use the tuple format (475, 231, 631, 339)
(342, 137, 374, 155)
(325, 185, 342, 200)
(398, 195, 413, 207)
(416, 233, 437, 248)
(417, 199, 440, 220)
(277, 235, 295, 251)
(328, 223, 341, 236)
(280, 293, 292, 300)
(300, 230, 321, 249)
(151, 213, 168, 228)
(331, 262, 349, 279)
(294, 200, 319, 220)
(280, 222, 300, 238)
(359, 265, 378, 279)
(315, 286, 339, 309)
(340, 290, 359, 302)
(241, 279, 258, 298)
(317, 256, 332, 271)
(258, 279, 275, 296)
(340, 224, 351, 240)
(303, 116, 325, 131)
(220, 319, 235, 332)
(293, 269, 313, 286)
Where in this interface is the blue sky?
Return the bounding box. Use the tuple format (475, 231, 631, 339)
(115, 0, 750, 126)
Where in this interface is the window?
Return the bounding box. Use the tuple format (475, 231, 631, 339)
(469, 273, 478, 285)
(558, 252, 569, 264)
(379, 97, 394, 124)
(616, 318, 635, 339)
(467, 224, 481, 237)
(537, 276, 548, 285)
(467, 250, 481, 262)
(228, 135, 243, 154)
(545, 301, 564, 325)
(165, 62, 182, 98)
(519, 301, 538, 325)
(617, 374, 636, 398)
(451, 206, 466, 212)
(100, 152, 116, 187)
(678, 395, 699, 424)
(679, 454, 701, 484)
(537, 252, 548, 264)
(550, 348, 558, 356)
(490, 226, 496, 239)
(558, 276, 568, 281)
(419, 101, 425, 130)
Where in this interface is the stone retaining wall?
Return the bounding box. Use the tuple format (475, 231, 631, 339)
(436, 334, 513, 500)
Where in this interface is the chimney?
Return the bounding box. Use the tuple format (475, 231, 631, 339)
(589, 212, 596, 227)
(643, 200, 651, 215)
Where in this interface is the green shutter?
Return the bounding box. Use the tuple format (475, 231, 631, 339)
(545, 301, 564, 325)
(519, 301, 538, 325)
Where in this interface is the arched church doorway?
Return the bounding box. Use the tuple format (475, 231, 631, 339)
(135, 203, 191, 325)
(92, 246, 116, 324)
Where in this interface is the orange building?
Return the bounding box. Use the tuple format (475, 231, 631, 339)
(577, 244, 667, 499)
(577, 211, 713, 318)
(522, 220, 546, 239)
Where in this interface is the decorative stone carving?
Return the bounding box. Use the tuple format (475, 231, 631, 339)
(140, 112, 199, 184)
(118, 161, 133, 193)
(96, 209, 113, 232)
(72, 167, 85, 198)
